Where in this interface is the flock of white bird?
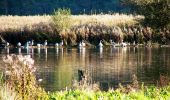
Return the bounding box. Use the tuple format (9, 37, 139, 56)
(15, 40, 64, 49)
(5, 39, 128, 49)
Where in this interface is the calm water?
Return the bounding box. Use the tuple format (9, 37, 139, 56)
(0, 47, 170, 91)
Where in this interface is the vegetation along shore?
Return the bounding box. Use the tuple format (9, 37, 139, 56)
(0, 11, 169, 47)
(0, 13, 143, 46)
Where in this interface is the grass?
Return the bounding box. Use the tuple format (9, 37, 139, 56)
(71, 14, 142, 26)
(0, 15, 51, 33)
(0, 14, 142, 32)
(48, 86, 170, 100)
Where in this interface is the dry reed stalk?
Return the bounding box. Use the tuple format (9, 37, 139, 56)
(0, 14, 143, 33)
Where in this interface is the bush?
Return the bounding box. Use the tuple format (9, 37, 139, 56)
(3, 55, 49, 99)
(52, 8, 72, 33)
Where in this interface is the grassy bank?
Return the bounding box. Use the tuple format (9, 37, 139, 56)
(0, 14, 170, 46)
(48, 87, 170, 100)
(2, 84, 170, 100)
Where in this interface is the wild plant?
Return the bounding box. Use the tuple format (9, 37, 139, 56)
(52, 8, 72, 33)
(3, 54, 48, 100)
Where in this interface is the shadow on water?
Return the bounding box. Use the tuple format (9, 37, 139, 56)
(0, 47, 170, 91)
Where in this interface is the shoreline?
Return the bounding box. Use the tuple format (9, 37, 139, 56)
(1, 43, 170, 49)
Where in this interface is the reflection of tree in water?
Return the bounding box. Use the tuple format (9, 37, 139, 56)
(83, 47, 137, 90)
(0, 47, 170, 91)
(137, 47, 170, 85)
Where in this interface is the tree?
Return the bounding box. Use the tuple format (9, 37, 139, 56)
(121, 0, 170, 28)
(52, 8, 71, 33)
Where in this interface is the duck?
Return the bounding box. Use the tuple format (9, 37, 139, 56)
(78, 41, 86, 48)
(110, 39, 116, 47)
(44, 40, 47, 47)
(5, 42, 10, 47)
(24, 41, 30, 49)
(98, 40, 103, 48)
(17, 42, 21, 47)
(60, 40, 63, 46)
(37, 44, 41, 48)
(121, 40, 127, 47)
(81, 41, 86, 47)
(78, 42, 82, 48)
(55, 43, 59, 47)
(31, 40, 34, 46)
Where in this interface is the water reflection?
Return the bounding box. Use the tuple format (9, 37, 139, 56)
(18, 48, 21, 55)
(6, 47, 9, 54)
(0, 47, 170, 91)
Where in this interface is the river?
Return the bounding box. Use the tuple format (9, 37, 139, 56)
(0, 47, 170, 91)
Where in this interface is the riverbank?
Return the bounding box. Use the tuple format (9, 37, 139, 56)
(1, 77, 170, 100)
(0, 14, 170, 47)
(0, 14, 141, 46)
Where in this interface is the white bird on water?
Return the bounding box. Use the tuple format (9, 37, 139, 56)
(55, 43, 59, 47)
(5, 42, 10, 48)
(37, 44, 41, 48)
(110, 39, 116, 47)
(17, 42, 21, 47)
(60, 40, 63, 46)
(81, 41, 86, 47)
(98, 40, 103, 48)
(79, 42, 82, 48)
(24, 41, 30, 49)
(79, 41, 86, 49)
(44, 40, 47, 47)
(31, 40, 34, 46)
(121, 40, 127, 47)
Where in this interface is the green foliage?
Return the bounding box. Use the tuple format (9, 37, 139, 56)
(52, 8, 72, 33)
(122, 0, 170, 28)
(48, 85, 170, 100)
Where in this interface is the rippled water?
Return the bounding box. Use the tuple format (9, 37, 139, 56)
(0, 47, 170, 91)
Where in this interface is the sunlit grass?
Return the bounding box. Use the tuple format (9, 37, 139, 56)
(48, 86, 170, 100)
(0, 14, 143, 32)
(71, 14, 143, 26)
(0, 15, 51, 32)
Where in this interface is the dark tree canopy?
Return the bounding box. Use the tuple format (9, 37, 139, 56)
(121, 0, 170, 28)
(0, 0, 130, 15)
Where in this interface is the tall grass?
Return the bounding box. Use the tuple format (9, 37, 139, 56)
(71, 14, 142, 26)
(0, 14, 142, 33)
(0, 15, 52, 32)
(0, 14, 144, 45)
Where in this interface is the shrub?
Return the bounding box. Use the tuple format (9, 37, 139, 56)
(3, 55, 49, 99)
(52, 8, 72, 33)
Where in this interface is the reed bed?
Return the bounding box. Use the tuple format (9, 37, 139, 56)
(0, 14, 169, 45)
(0, 15, 52, 32)
(71, 14, 143, 26)
(0, 14, 142, 33)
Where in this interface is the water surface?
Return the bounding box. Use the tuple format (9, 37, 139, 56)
(0, 47, 170, 91)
